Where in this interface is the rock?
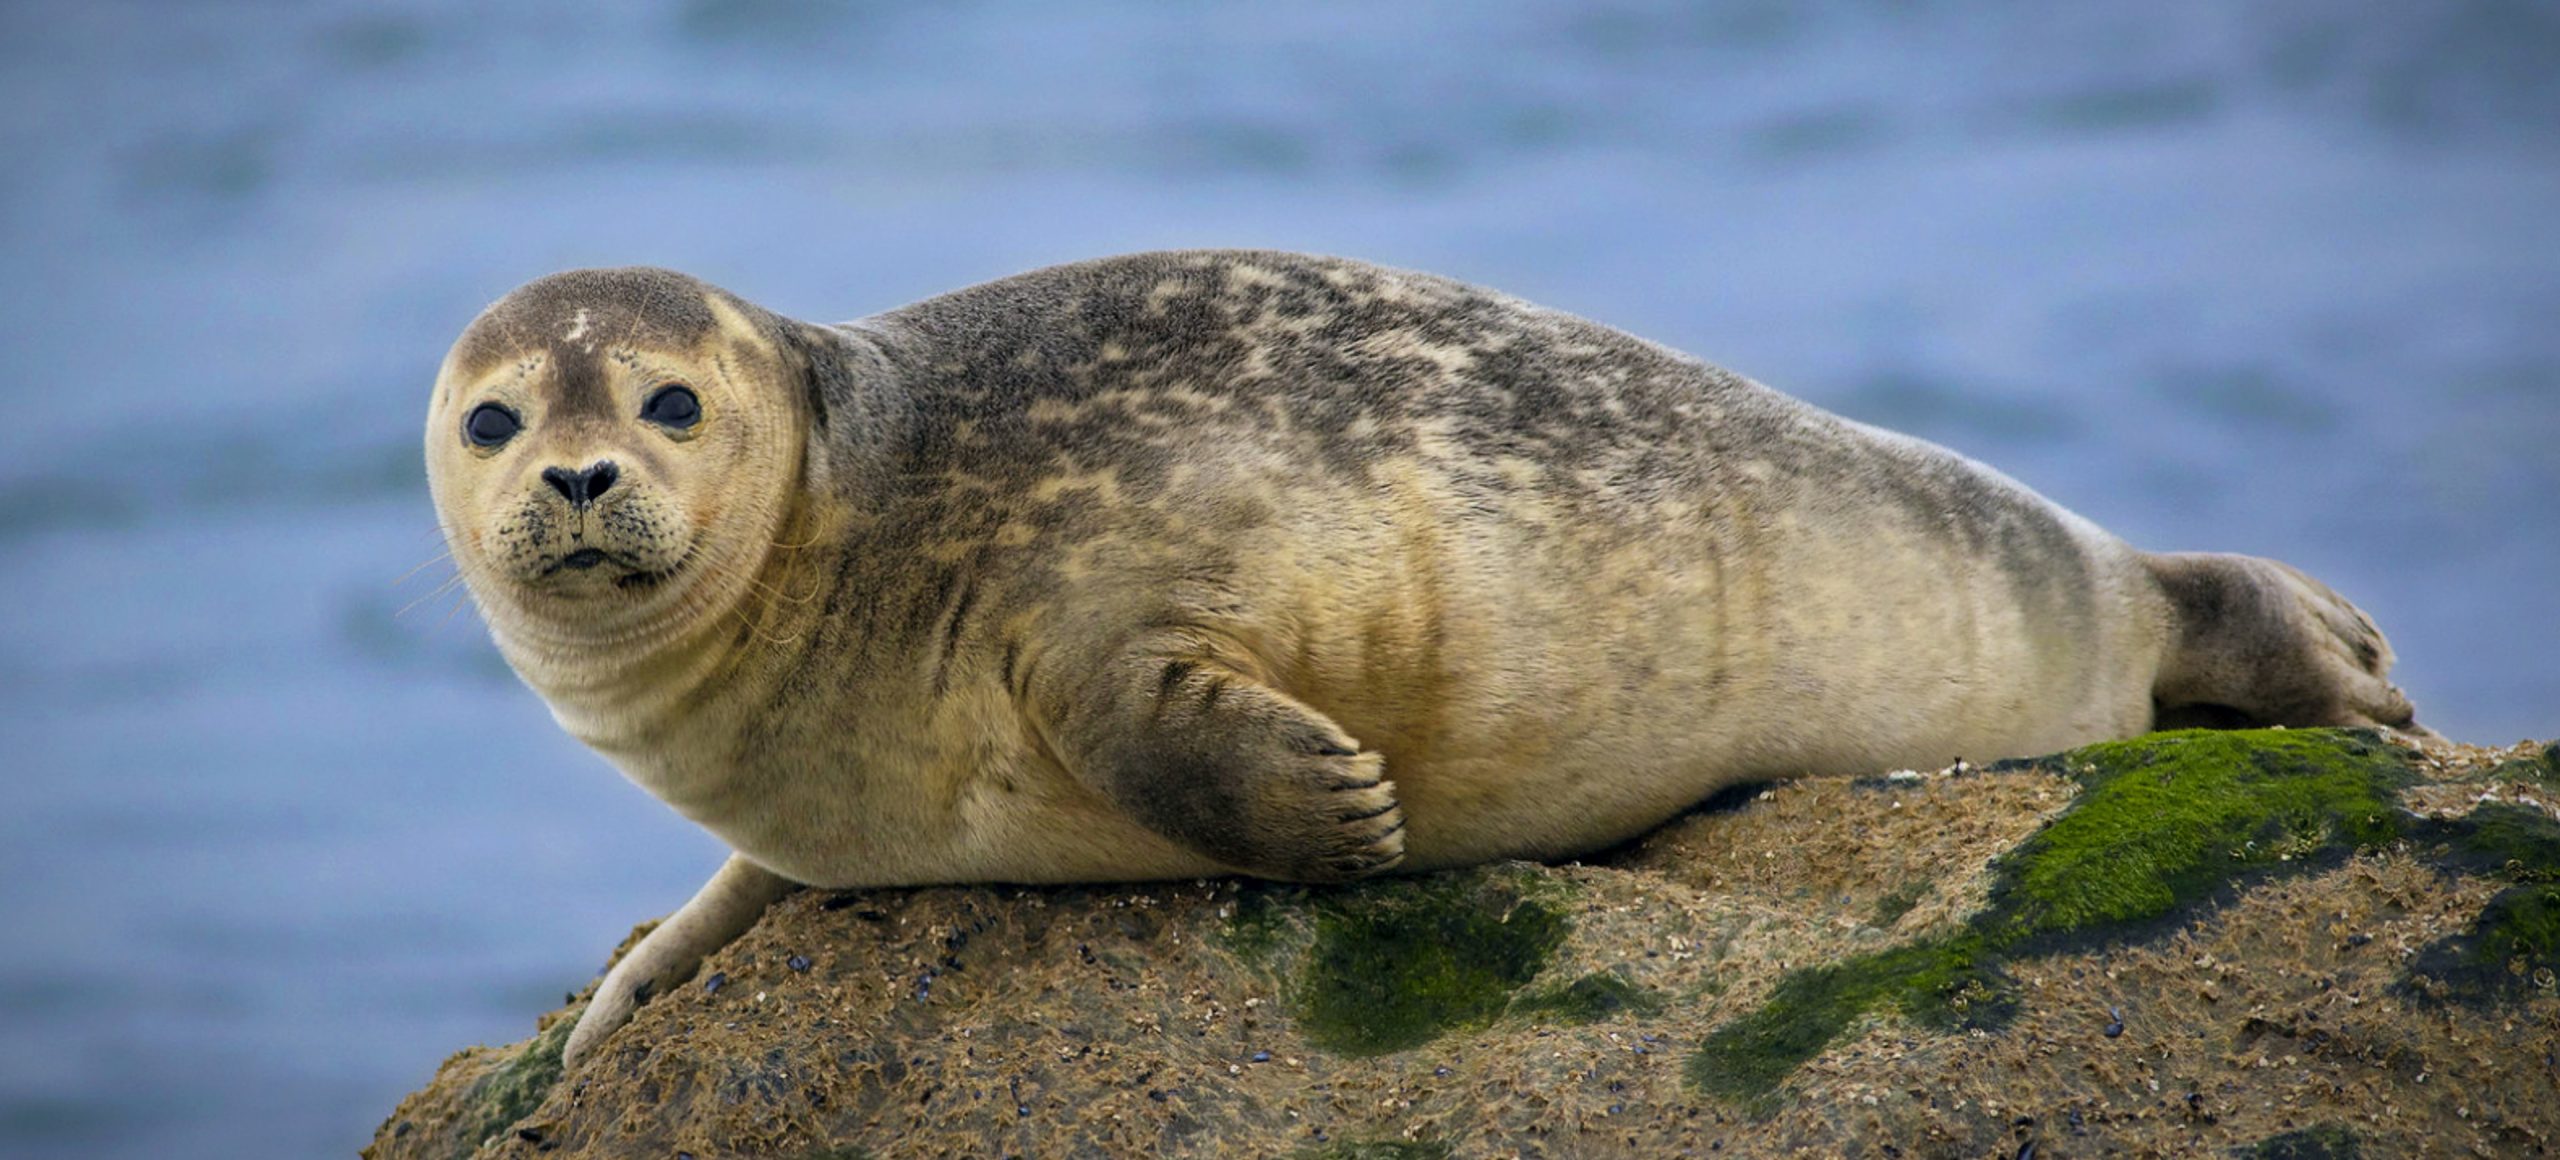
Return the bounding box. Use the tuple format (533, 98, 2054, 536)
(367, 730, 2560, 1158)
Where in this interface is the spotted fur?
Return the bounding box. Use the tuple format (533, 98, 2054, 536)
(425, 250, 2428, 1067)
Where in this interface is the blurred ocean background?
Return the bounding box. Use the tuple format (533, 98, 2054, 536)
(0, 2, 2553, 1155)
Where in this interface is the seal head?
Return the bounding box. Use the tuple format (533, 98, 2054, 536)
(425, 268, 815, 667)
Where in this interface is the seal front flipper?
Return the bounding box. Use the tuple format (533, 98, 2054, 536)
(563, 854, 796, 1069)
(1044, 631, 1408, 882)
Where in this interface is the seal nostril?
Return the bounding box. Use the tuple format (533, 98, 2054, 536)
(541, 461, 618, 508)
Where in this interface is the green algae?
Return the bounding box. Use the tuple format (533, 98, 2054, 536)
(2395, 802, 2560, 1003)
(1294, 871, 1571, 1056)
(1979, 729, 2413, 950)
(1692, 728, 2431, 1104)
(2462, 883, 2560, 986)
(1261, 728, 2549, 1096)
(2418, 801, 2560, 881)
(1509, 970, 1664, 1024)
(2234, 1122, 2362, 1159)
(1868, 880, 1929, 929)
(2485, 742, 2560, 789)
(454, 1016, 571, 1158)
(2400, 883, 2560, 1004)
(1689, 940, 1954, 1103)
(1688, 935, 2010, 1104)
(1215, 882, 1305, 965)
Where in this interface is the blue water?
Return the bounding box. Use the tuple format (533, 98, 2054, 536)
(1, 3, 2553, 1155)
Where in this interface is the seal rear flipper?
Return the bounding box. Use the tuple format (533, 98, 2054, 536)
(1041, 633, 1408, 882)
(2143, 552, 2434, 739)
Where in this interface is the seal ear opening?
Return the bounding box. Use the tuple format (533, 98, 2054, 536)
(773, 321, 840, 433)
(761, 314, 911, 494)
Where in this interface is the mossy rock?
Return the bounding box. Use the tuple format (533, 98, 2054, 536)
(1691, 728, 2560, 1104)
(1980, 728, 2414, 949)
(1867, 881, 1929, 929)
(2416, 801, 2560, 881)
(1688, 935, 2004, 1104)
(369, 727, 2560, 1158)
(1292, 868, 1574, 1056)
(1508, 970, 1665, 1024)
(2234, 1122, 2363, 1159)
(1212, 882, 1306, 965)
(368, 1015, 571, 1160)
(459, 1018, 571, 1152)
(2400, 882, 2560, 1004)
(2485, 741, 2560, 788)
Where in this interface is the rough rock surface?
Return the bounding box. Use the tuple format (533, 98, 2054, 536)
(369, 729, 2560, 1158)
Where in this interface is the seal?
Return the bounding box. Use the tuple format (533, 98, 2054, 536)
(424, 251, 2430, 1066)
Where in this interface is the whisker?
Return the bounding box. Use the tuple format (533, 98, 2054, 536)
(396, 571, 472, 619)
(678, 554, 810, 648)
(392, 549, 456, 588)
(744, 570, 820, 608)
(405, 517, 838, 651)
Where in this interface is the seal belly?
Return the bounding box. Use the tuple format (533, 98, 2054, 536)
(1251, 398, 2163, 868)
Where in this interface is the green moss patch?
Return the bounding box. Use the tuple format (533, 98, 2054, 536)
(1869, 881, 1929, 929)
(1692, 728, 2435, 1104)
(2234, 1122, 2362, 1159)
(1689, 942, 1937, 1104)
(454, 1016, 571, 1157)
(1980, 729, 2412, 950)
(1510, 970, 1665, 1024)
(1294, 872, 1571, 1056)
(2396, 802, 2560, 1004)
(2415, 802, 2560, 881)
(2485, 742, 2560, 788)
(1214, 882, 1305, 965)
(1688, 935, 2008, 1104)
(2400, 883, 2560, 1005)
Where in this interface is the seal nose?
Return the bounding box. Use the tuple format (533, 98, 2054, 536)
(541, 460, 619, 509)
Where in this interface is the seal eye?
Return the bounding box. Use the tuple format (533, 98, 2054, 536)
(464, 403, 520, 448)
(642, 384, 701, 430)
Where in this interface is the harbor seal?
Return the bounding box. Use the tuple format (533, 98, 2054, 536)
(424, 250, 2429, 1066)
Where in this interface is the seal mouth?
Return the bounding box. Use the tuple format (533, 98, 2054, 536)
(615, 564, 678, 591)
(534, 548, 613, 578)
(535, 547, 677, 588)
